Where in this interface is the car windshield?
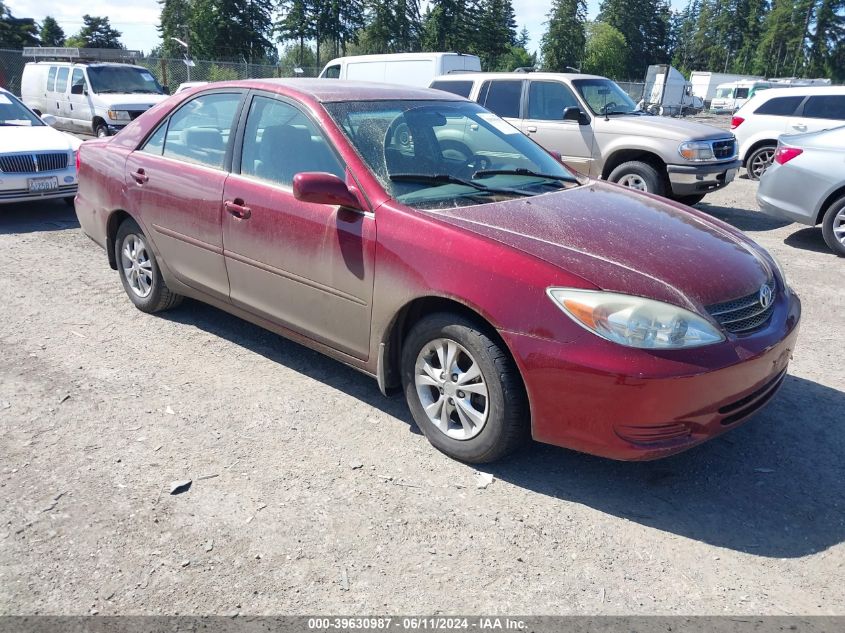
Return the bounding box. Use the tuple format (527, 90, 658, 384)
(572, 78, 639, 115)
(324, 100, 581, 210)
(0, 91, 43, 126)
(715, 87, 733, 99)
(87, 66, 165, 95)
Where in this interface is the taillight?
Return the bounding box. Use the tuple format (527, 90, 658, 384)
(730, 116, 744, 129)
(774, 145, 803, 165)
(75, 149, 80, 171)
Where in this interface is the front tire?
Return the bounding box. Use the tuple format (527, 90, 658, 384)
(94, 121, 109, 138)
(608, 160, 665, 196)
(115, 218, 183, 313)
(401, 313, 528, 463)
(821, 196, 845, 257)
(746, 145, 775, 181)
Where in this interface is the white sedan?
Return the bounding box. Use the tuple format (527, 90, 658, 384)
(0, 87, 81, 205)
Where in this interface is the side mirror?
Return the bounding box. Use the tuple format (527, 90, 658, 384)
(293, 172, 362, 210)
(41, 114, 58, 127)
(71, 83, 84, 95)
(563, 106, 586, 124)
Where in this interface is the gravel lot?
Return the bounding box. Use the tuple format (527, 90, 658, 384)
(1, 168, 843, 615)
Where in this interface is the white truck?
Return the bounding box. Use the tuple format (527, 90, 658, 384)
(689, 71, 763, 108)
(710, 79, 772, 113)
(640, 64, 704, 116)
(318, 52, 481, 88)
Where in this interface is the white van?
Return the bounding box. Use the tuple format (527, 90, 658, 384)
(318, 52, 482, 87)
(710, 80, 772, 113)
(21, 48, 169, 137)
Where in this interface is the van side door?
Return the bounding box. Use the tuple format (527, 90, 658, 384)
(68, 67, 94, 133)
(53, 66, 70, 127)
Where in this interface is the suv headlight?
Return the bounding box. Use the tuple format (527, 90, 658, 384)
(108, 110, 131, 121)
(679, 141, 714, 161)
(548, 288, 725, 349)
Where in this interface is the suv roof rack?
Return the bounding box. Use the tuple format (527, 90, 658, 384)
(23, 47, 142, 63)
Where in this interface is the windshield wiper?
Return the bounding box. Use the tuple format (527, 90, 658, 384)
(390, 173, 532, 196)
(472, 168, 576, 184)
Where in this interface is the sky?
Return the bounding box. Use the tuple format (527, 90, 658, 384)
(6, 0, 683, 57)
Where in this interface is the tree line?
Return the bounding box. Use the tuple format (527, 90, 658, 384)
(1, 0, 842, 81)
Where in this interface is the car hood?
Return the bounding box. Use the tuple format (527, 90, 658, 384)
(598, 114, 732, 141)
(1, 125, 81, 152)
(423, 182, 772, 312)
(102, 94, 169, 109)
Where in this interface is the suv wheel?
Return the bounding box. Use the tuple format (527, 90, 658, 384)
(821, 196, 845, 257)
(608, 161, 665, 196)
(746, 145, 775, 181)
(401, 313, 528, 463)
(115, 218, 183, 313)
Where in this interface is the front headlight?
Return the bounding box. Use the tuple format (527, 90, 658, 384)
(678, 140, 714, 161)
(68, 150, 76, 168)
(108, 110, 131, 121)
(768, 253, 788, 290)
(548, 288, 725, 349)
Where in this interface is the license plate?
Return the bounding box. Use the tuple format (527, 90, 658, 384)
(28, 176, 59, 193)
(725, 168, 738, 182)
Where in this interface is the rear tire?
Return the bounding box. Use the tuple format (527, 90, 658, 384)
(608, 160, 665, 196)
(746, 144, 775, 181)
(401, 313, 528, 463)
(821, 196, 845, 257)
(115, 218, 183, 313)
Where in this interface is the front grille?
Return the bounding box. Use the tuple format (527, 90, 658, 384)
(0, 152, 68, 174)
(712, 138, 736, 159)
(707, 280, 776, 334)
(128, 110, 146, 120)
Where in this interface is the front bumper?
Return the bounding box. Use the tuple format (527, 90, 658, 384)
(0, 167, 77, 204)
(500, 289, 801, 460)
(667, 159, 741, 196)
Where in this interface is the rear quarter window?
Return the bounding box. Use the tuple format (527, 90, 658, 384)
(754, 96, 803, 116)
(430, 81, 473, 98)
(47, 66, 57, 92)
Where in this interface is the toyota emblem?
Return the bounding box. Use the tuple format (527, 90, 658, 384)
(759, 284, 773, 309)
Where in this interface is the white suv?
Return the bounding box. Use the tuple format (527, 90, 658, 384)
(732, 86, 845, 180)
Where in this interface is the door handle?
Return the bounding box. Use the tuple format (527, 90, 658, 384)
(224, 199, 252, 219)
(131, 168, 148, 184)
(526, 126, 538, 133)
(792, 123, 807, 130)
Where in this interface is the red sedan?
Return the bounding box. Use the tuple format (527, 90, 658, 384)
(74, 80, 801, 463)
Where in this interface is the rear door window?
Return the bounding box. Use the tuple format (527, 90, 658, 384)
(527, 81, 580, 120)
(46, 66, 57, 92)
(161, 92, 243, 169)
(55, 67, 69, 93)
(476, 80, 523, 119)
(322, 64, 341, 79)
(803, 95, 845, 121)
(754, 96, 803, 116)
(430, 81, 474, 99)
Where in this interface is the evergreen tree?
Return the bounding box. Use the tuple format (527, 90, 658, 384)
(275, 0, 314, 65)
(540, 0, 586, 72)
(157, 0, 192, 59)
(0, 1, 39, 48)
(40, 16, 65, 47)
(583, 21, 627, 78)
(191, 0, 274, 61)
(806, 0, 845, 78)
(598, 0, 670, 77)
(475, 0, 517, 69)
(66, 15, 123, 49)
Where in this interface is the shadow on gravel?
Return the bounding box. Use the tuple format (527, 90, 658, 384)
(784, 226, 836, 255)
(698, 202, 791, 232)
(162, 299, 842, 559)
(0, 201, 79, 234)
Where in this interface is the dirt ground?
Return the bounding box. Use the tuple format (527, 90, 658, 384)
(1, 173, 843, 616)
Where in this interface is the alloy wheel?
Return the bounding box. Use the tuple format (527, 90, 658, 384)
(749, 148, 774, 179)
(617, 174, 648, 191)
(414, 338, 489, 440)
(120, 234, 154, 298)
(833, 207, 845, 246)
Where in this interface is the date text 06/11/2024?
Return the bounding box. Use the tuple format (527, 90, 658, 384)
(306, 617, 528, 630)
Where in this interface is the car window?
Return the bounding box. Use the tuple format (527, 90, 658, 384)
(431, 81, 474, 98)
(47, 66, 57, 92)
(240, 95, 345, 187)
(71, 68, 85, 91)
(139, 123, 167, 156)
(754, 96, 803, 116)
(323, 65, 341, 79)
(477, 80, 522, 119)
(527, 81, 580, 120)
(55, 67, 69, 93)
(160, 92, 242, 169)
(803, 95, 845, 120)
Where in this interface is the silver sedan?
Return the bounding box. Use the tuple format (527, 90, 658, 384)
(757, 125, 845, 257)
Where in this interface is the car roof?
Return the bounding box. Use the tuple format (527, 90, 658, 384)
(754, 85, 845, 99)
(432, 72, 608, 82)
(207, 78, 468, 103)
(324, 52, 477, 64)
